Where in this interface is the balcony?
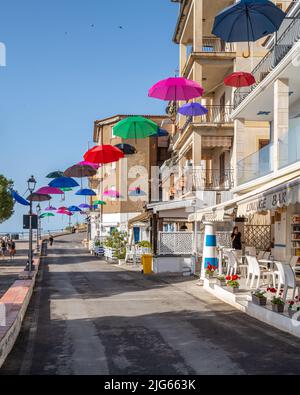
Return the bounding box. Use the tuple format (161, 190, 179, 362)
(279, 127, 300, 169)
(192, 168, 234, 191)
(237, 143, 274, 185)
(234, 17, 300, 109)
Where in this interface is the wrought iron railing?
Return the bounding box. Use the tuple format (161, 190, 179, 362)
(192, 168, 234, 191)
(234, 17, 300, 109)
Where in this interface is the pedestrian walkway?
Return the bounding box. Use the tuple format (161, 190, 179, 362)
(2, 234, 300, 375)
(0, 241, 28, 298)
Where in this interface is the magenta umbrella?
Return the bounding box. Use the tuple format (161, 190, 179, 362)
(148, 77, 204, 101)
(77, 161, 100, 170)
(103, 189, 120, 198)
(36, 187, 63, 195)
(57, 209, 73, 216)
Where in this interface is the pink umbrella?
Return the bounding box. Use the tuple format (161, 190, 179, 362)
(57, 209, 73, 216)
(103, 189, 120, 198)
(36, 187, 63, 195)
(148, 77, 204, 101)
(77, 161, 100, 169)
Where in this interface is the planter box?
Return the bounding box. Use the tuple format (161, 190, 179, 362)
(272, 303, 285, 314)
(216, 279, 227, 287)
(227, 287, 239, 294)
(252, 295, 267, 306)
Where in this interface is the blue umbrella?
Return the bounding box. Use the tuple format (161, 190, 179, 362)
(212, 0, 285, 57)
(79, 204, 91, 209)
(11, 190, 30, 206)
(154, 128, 169, 137)
(75, 189, 96, 197)
(49, 177, 79, 189)
(129, 188, 147, 197)
(68, 206, 82, 212)
(178, 103, 208, 117)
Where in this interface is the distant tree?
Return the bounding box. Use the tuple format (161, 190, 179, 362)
(0, 175, 14, 224)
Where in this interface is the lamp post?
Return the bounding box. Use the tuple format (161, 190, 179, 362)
(27, 175, 37, 275)
(36, 203, 41, 253)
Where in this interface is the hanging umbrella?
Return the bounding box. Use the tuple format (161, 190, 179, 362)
(46, 171, 64, 179)
(58, 206, 68, 211)
(27, 193, 51, 202)
(224, 71, 256, 87)
(57, 209, 73, 216)
(148, 77, 204, 101)
(36, 186, 63, 195)
(75, 188, 96, 197)
(178, 103, 208, 117)
(49, 177, 79, 189)
(93, 200, 106, 206)
(77, 161, 100, 169)
(79, 204, 91, 210)
(212, 0, 286, 58)
(154, 128, 169, 137)
(64, 164, 97, 178)
(68, 206, 82, 212)
(60, 187, 73, 192)
(114, 144, 137, 155)
(103, 189, 120, 198)
(84, 145, 124, 164)
(45, 206, 57, 211)
(113, 117, 158, 139)
(11, 190, 30, 206)
(40, 213, 55, 219)
(129, 188, 147, 197)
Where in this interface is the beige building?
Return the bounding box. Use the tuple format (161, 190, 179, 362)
(89, 114, 171, 241)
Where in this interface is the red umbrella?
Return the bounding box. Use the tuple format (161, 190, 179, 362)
(84, 145, 124, 164)
(224, 72, 256, 88)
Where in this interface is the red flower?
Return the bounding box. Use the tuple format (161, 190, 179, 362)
(226, 276, 231, 281)
(289, 301, 295, 306)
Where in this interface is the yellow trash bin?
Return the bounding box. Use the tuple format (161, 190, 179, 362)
(142, 254, 153, 275)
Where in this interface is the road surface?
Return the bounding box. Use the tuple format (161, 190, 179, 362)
(2, 234, 300, 375)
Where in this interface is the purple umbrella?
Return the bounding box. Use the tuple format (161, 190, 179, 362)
(77, 161, 100, 170)
(178, 103, 208, 117)
(79, 204, 92, 210)
(45, 206, 57, 211)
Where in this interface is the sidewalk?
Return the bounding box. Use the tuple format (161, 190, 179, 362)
(0, 241, 28, 298)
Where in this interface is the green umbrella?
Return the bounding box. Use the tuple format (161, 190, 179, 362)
(46, 171, 64, 179)
(113, 116, 158, 139)
(61, 187, 73, 192)
(93, 200, 106, 205)
(40, 213, 55, 219)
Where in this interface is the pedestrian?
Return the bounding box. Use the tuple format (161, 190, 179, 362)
(1, 238, 7, 260)
(231, 226, 242, 251)
(49, 235, 54, 246)
(8, 239, 16, 261)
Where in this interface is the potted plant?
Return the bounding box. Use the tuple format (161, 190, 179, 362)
(205, 264, 217, 280)
(288, 298, 300, 319)
(252, 289, 267, 306)
(271, 296, 285, 313)
(118, 248, 126, 266)
(216, 275, 227, 287)
(226, 275, 240, 293)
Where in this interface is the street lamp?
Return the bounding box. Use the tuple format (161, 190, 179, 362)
(36, 203, 41, 253)
(27, 175, 37, 275)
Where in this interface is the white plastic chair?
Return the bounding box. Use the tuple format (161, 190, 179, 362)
(245, 246, 256, 257)
(232, 250, 248, 277)
(226, 251, 238, 276)
(246, 256, 275, 289)
(275, 263, 300, 302)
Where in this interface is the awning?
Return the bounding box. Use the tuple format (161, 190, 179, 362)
(237, 178, 300, 217)
(202, 136, 232, 149)
(128, 212, 150, 228)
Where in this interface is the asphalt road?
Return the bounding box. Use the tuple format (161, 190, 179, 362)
(1, 234, 300, 375)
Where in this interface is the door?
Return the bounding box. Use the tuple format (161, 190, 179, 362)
(220, 93, 226, 123)
(219, 152, 226, 187)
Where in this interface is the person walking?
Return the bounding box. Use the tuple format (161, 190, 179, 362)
(49, 235, 54, 247)
(8, 239, 16, 261)
(231, 226, 242, 251)
(1, 238, 7, 260)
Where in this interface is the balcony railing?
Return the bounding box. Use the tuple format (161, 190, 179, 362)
(237, 143, 274, 185)
(202, 37, 235, 53)
(192, 168, 234, 191)
(279, 124, 300, 169)
(234, 17, 300, 109)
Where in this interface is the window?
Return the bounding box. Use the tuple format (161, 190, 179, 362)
(111, 126, 115, 139)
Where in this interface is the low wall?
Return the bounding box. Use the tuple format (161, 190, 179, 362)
(153, 256, 194, 274)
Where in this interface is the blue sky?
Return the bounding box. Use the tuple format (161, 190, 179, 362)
(0, 0, 179, 233)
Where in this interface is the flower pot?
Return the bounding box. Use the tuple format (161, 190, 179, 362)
(216, 279, 227, 287)
(272, 303, 285, 314)
(252, 295, 267, 306)
(227, 286, 239, 294)
(205, 274, 215, 280)
(118, 259, 126, 266)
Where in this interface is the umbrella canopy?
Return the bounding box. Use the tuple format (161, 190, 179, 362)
(178, 103, 208, 117)
(27, 193, 51, 202)
(79, 204, 91, 210)
(148, 77, 204, 101)
(57, 209, 73, 216)
(49, 177, 79, 189)
(68, 206, 82, 212)
(154, 128, 169, 137)
(113, 116, 158, 139)
(212, 1, 285, 43)
(75, 188, 96, 197)
(45, 206, 57, 211)
(103, 189, 120, 198)
(36, 186, 63, 195)
(60, 187, 73, 192)
(64, 164, 97, 178)
(77, 161, 100, 169)
(46, 171, 64, 179)
(129, 188, 147, 197)
(40, 213, 55, 219)
(114, 144, 137, 155)
(11, 190, 30, 206)
(84, 145, 124, 164)
(224, 71, 256, 87)
(93, 200, 106, 206)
